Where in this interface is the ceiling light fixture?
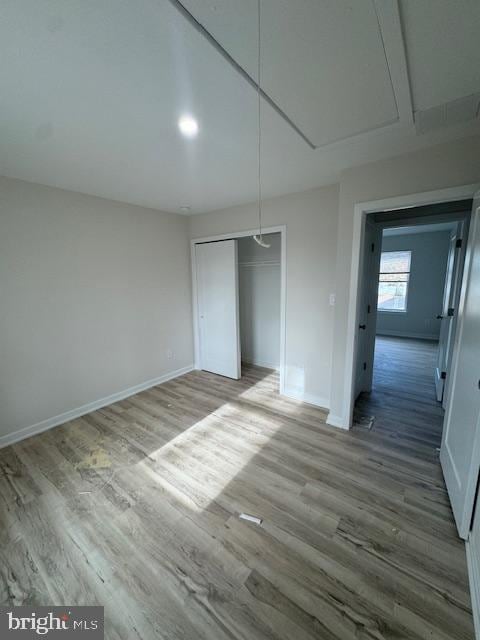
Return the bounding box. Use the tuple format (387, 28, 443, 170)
(178, 115, 199, 138)
(253, 0, 270, 249)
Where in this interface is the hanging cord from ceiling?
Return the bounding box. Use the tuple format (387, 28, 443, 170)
(253, 0, 270, 249)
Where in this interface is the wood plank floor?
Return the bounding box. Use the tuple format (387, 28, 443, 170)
(0, 354, 474, 639)
(355, 336, 445, 448)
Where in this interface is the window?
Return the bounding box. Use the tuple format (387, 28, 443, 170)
(377, 250, 411, 312)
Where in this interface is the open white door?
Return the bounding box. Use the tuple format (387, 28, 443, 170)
(441, 194, 480, 539)
(354, 219, 382, 399)
(195, 240, 241, 379)
(435, 222, 466, 403)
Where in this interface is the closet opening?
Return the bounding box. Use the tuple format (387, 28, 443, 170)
(191, 226, 286, 390)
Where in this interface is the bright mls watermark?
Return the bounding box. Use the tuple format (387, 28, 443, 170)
(0, 607, 104, 638)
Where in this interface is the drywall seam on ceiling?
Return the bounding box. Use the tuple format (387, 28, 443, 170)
(373, 0, 413, 125)
(168, 0, 413, 152)
(315, 0, 413, 148)
(373, 0, 400, 119)
(167, 0, 316, 149)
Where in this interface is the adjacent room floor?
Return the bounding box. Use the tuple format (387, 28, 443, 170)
(355, 335, 445, 448)
(0, 361, 473, 639)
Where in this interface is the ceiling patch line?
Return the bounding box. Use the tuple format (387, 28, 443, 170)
(166, 0, 316, 150)
(372, 0, 400, 120)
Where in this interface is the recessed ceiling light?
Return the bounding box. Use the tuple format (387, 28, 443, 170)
(180, 206, 191, 213)
(178, 115, 199, 138)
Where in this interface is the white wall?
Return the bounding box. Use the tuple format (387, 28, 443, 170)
(190, 185, 339, 408)
(329, 135, 480, 426)
(376, 230, 451, 340)
(5, 135, 478, 440)
(238, 234, 281, 369)
(0, 177, 194, 444)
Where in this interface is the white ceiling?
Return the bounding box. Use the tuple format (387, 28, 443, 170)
(400, 0, 480, 112)
(181, 0, 399, 147)
(0, 0, 479, 214)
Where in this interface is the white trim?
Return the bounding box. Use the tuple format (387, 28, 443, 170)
(0, 365, 194, 449)
(191, 226, 285, 244)
(378, 247, 412, 313)
(340, 183, 479, 429)
(242, 357, 279, 371)
(191, 241, 201, 370)
(440, 197, 480, 538)
(467, 538, 480, 640)
(326, 414, 349, 430)
(191, 225, 287, 396)
(282, 386, 330, 412)
(376, 330, 439, 341)
(279, 228, 287, 396)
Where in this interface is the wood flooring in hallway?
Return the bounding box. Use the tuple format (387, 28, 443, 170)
(355, 335, 445, 449)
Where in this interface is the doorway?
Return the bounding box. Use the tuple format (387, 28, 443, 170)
(353, 202, 471, 437)
(346, 188, 480, 551)
(191, 226, 286, 391)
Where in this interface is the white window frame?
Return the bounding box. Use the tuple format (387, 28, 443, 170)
(377, 250, 412, 314)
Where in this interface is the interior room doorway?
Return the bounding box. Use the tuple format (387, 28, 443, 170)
(353, 200, 471, 436)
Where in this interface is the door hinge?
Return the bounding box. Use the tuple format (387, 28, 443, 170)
(448, 307, 455, 316)
(456, 238, 463, 249)
(363, 362, 367, 371)
(441, 371, 447, 380)
(367, 304, 371, 314)
(371, 242, 375, 253)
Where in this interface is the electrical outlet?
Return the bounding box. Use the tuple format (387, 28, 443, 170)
(329, 293, 336, 306)
(166, 349, 173, 359)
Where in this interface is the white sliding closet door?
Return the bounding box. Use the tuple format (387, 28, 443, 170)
(441, 194, 480, 539)
(195, 240, 241, 379)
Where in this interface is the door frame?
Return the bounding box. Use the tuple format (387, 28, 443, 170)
(191, 225, 287, 393)
(354, 218, 382, 400)
(435, 224, 465, 403)
(338, 183, 479, 429)
(440, 195, 480, 539)
(442, 218, 469, 410)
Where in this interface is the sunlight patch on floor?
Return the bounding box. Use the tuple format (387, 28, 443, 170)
(238, 371, 305, 416)
(132, 385, 283, 511)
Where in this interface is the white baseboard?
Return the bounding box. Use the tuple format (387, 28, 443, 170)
(326, 413, 350, 430)
(467, 539, 480, 640)
(0, 364, 194, 449)
(282, 386, 329, 411)
(376, 330, 439, 341)
(242, 357, 280, 371)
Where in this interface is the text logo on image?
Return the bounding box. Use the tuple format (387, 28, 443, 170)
(0, 606, 104, 638)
